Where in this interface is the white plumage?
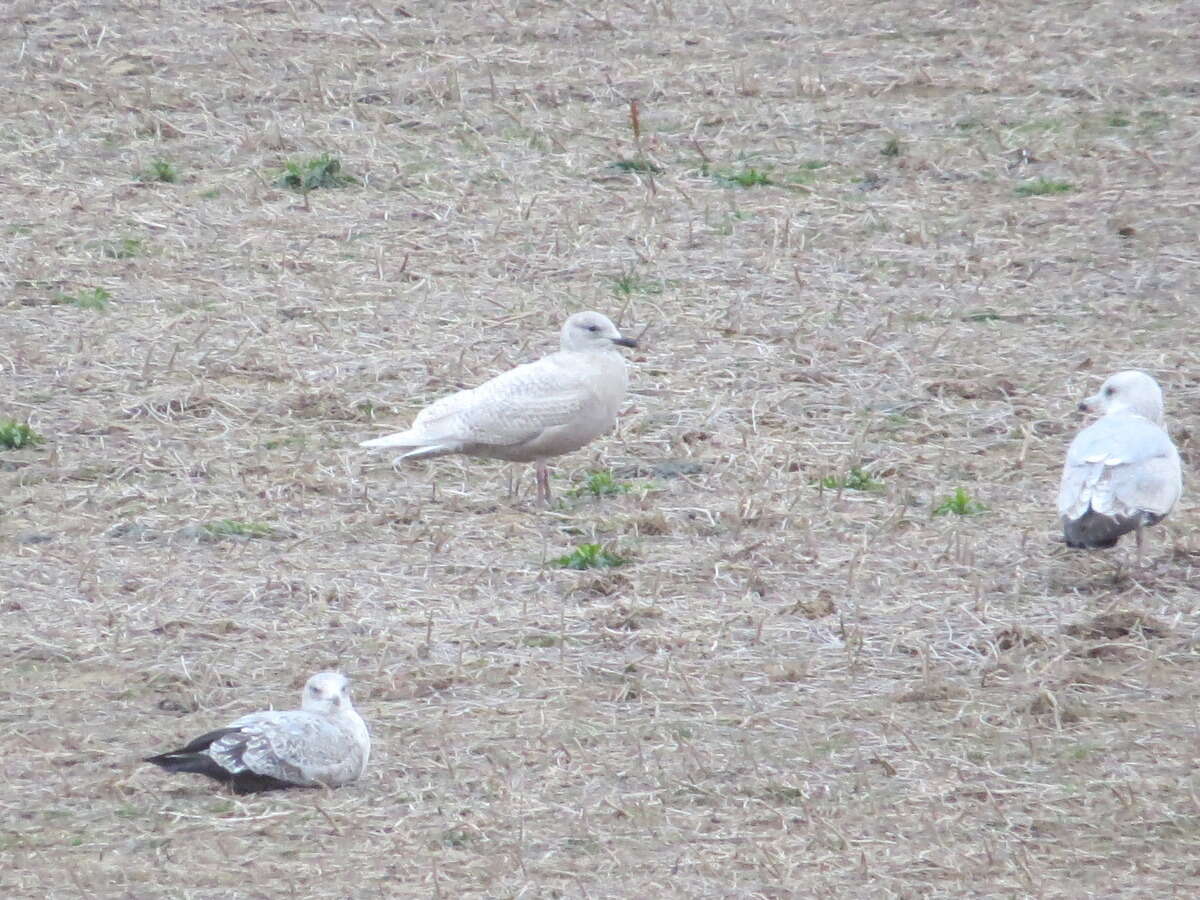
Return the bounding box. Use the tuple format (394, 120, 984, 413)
(144, 672, 370, 793)
(1057, 370, 1182, 561)
(361, 311, 637, 503)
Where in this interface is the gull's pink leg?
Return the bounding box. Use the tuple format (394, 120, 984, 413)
(535, 459, 550, 505)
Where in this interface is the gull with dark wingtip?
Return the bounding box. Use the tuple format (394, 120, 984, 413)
(143, 672, 370, 794)
(1057, 370, 1182, 564)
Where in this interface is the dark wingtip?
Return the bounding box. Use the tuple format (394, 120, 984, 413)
(1063, 509, 1136, 549)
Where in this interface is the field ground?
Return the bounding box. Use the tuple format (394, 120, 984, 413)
(3, 1, 1200, 897)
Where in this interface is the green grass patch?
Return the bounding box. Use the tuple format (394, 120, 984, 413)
(202, 519, 276, 539)
(818, 467, 884, 492)
(94, 237, 145, 259)
(55, 287, 112, 311)
(568, 470, 632, 498)
(1013, 118, 1062, 133)
(551, 543, 627, 570)
(612, 272, 663, 298)
(274, 154, 358, 192)
(932, 487, 987, 516)
(136, 159, 179, 183)
(1015, 178, 1074, 197)
(262, 435, 307, 450)
(610, 158, 662, 174)
(1137, 110, 1169, 130)
(440, 826, 476, 848)
(713, 166, 774, 188)
(881, 137, 902, 157)
(962, 309, 1002, 322)
(0, 420, 43, 450)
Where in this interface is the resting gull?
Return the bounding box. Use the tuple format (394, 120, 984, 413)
(1057, 370, 1182, 562)
(360, 310, 637, 503)
(143, 671, 370, 793)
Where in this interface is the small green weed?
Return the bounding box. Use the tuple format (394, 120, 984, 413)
(612, 272, 663, 298)
(95, 237, 145, 259)
(1104, 112, 1131, 127)
(552, 543, 627, 570)
(274, 154, 357, 192)
(785, 160, 829, 185)
(55, 287, 112, 311)
(1137, 110, 1169, 130)
(441, 826, 476, 848)
(262, 435, 307, 450)
(568, 470, 631, 498)
(0, 420, 43, 450)
(202, 519, 275, 539)
(1015, 178, 1074, 197)
(818, 467, 884, 492)
(714, 166, 774, 188)
(1014, 118, 1062, 133)
(199, 187, 222, 199)
(881, 137, 903, 157)
(610, 158, 662, 174)
(962, 309, 1002, 322)
(137, 159, 179, 183)
(933, 487, 987, 516)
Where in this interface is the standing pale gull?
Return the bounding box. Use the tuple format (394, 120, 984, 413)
(143, 672, 370, 794)
(1057, 370, 1182, 562)
(360, 311, 638, 503)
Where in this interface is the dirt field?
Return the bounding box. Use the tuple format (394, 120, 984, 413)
(3, 1, 1199, 896)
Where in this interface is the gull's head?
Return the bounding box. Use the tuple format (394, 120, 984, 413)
(301, 671, 354, 715)
(560, 311, 637, 353)
(1078, 370, 1165, 424)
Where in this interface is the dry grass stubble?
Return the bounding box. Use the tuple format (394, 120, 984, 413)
(2, 0, 1200, 896)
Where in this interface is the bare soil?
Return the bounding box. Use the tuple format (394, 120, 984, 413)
(3, 1, 1200, 897)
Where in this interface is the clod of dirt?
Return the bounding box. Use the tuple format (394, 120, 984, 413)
(596, 604, 663, 631)
(783, 590, 836, 619)
(925, 378, 1019, 400)
(1062, 611, 1171, 641)
(569, 572, 633, 600)
(893, 679, 968, 703)
(108, 521, 160, 541)
(16, 532, 54, 545)
(975, 624, 1048, 654)
(630, 512, 670, 535)
(613, 459, 704, 479)
(1026, 690, 1086, 724)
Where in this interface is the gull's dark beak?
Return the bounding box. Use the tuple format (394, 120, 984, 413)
(612, 336, 638, 349)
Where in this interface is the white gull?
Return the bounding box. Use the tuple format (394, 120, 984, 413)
(1058, 370, 1182, 562)
(360, 311, 637, 503)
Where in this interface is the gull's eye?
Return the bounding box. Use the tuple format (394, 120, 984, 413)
(1104, 386, 1115, 397)
(586, 324, 600, 332)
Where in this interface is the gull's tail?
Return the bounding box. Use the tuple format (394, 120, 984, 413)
(359, 429, 458, 460)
